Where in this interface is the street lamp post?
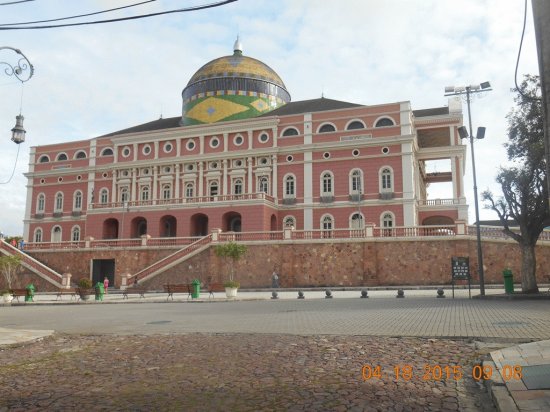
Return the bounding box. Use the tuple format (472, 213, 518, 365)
(0, 46, 34, 143)
(445, 82, 492, 296)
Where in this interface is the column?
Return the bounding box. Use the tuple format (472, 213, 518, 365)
(175, 164, 180, 199)
(131, 168, 137, 201)
(152, 165, 158, 203)
(271, 154, 278, 198)
(222, 159, 228, 195)
(198, 161, 204, 197)
(247, 157, 253, 194)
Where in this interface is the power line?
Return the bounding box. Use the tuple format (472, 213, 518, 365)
(0, 0, 34, 6)
(0, 0, 156, 26)
(0, 0, 237, 30)
(515, 0, 541, 101)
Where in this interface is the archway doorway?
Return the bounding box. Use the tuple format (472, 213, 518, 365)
(160, 215, 177, 237)
(190, 213, 209, 236)
(422, 216, 454, 226)
(270, 214, 277, 231)
(222, 211, 242, 232)
(131, 217, 147, 238)
(51, 226, 62, 243)
(102, 218, 119, 239)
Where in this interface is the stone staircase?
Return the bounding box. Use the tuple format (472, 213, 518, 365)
(0, 239, 64, 288)
(132, 234, 213, 283)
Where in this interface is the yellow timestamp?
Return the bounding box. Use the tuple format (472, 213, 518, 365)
(361, 364, 523, 382)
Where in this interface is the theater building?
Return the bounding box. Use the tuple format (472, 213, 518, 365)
(23, 40, 468, 244)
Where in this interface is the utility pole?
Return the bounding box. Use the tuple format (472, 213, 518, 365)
(532, 0, 550, 202)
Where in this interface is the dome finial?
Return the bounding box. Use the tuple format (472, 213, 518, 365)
(233, 36, 243, 55)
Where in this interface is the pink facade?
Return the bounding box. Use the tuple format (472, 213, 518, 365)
(24, 98, 468, 243)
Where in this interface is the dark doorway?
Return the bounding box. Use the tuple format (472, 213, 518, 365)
(222, 211, 242, 232)
(102, 218, 119, 239)
(92, 259, 115, 287)
(131, 217, 147, 238)
(190, 213, 209, 236)
(270, 214, 277, 231)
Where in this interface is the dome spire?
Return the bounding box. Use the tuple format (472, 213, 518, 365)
(233, 36, 243, 55)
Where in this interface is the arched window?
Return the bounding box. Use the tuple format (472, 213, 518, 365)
(375, 117, 395, 127)
(258, 176, 269, 193)
(56, 153, 68, 161)
(321, 172, 333, 195)
(321, 214, 334, 238)
(38, 155, 50, 163)
(380, 167, 393, 191)
(382, 212, 394, 227)
(233, 179, 243, 195)
(350, 212, 364, 229)
(71, 226, 81, 242)
(73, 191, 82, 210)
(100, 188, 109, 204)
(75, 151, 87, 159)
(37, 193, 45, 212)
(51, 226, 62, 243)
(350, 169, 363, 194)
(34, 228, 43, 243)
(346, 120, 365, 130)
(209, 181, 219, 196)
(283, 216, 296, 228)
(120, 187, 129, 203)
(55, 192, 64, 211)
(101, 148, 114, 156)
(140, 186, 150, 201)
(284, 175, 295, 197)
(318, 123, 336, 133)
(185, 182, 194, 198)
(282, 127, 299, 137)
(162, 184, 171, 200)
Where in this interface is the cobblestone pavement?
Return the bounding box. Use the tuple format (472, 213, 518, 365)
(0, 333, 496, 411)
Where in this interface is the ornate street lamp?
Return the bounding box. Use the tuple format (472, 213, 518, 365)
(444, 82, 492, 295)
(1, 46, 34, 144)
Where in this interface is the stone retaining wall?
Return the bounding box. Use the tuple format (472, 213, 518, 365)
(20, 238, 550, 291)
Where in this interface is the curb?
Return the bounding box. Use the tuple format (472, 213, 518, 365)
(483, 359, 519, 412)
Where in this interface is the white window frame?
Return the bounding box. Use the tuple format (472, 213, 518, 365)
(320, 171, 334, 196)
(349, 212, 365, 229)
(185, 182, 194, 198)
(381, 211, 395, 228)
(120, 187, 129, 203)
(349, 169, 363, 194)
(140, 185, 150, 201)
(36, 193, 45, 213)
(54, 192, 64, 212)
(162, 184, 172, 200)
(73, 190, 83, 210)
(283, 215, 296, 228)
(258, 176, 269, 193)
(71, 226, 81, 242)
(283, 174, 296, 198)
(34, 227, 43, 243)
(380, 166, 393, 192)
(233, 178, 243, 195)
(100, 188, 109, 204)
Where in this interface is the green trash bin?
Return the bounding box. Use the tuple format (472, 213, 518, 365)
(25, 283, 35, 302)
(191, 279, 201, 299)
(95, 282, 105, 301)
(503, 269, 514, 294)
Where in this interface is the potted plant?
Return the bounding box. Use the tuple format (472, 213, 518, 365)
(214, 242, 247, 298)
(77, 277, 93, 300)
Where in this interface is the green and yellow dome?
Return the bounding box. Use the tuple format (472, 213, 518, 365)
(181, 39, 291, 125)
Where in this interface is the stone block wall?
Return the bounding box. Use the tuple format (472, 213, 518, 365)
(17, 237, 550, 291)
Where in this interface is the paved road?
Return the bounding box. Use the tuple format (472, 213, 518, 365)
(3, 297, 550, 340)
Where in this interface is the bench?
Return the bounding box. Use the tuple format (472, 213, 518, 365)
(163, 284, 192, 300)
(207, 283, 225, 298)
(122, 286, 147, 299)
(10, 288, 32, 302)
(56, 288, 77, 301)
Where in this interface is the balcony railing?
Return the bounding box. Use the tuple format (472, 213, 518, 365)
(22, 225, 550, 251)
(89, 192, 276, 210)
(418, 198, 464, 206)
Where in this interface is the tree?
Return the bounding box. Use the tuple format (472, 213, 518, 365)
(0, 254, 22, 290)
(482, 75, 550, 293)
(214, 242, 247, 285)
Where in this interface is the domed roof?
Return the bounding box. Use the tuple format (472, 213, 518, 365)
(181, 39, 290, 125)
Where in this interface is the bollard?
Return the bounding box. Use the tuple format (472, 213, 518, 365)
(297, 291, 305, 299)
(325, 289, 333, 299)
(396, 288, 405, 298)
(271, 291, 279, 299)
(360, 289, 368, 298)
(436, 288, 445, 298)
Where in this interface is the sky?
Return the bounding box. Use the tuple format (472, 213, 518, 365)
(0, 0, 541, 237)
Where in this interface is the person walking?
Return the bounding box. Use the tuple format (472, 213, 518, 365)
(271, 271, 279, 288)
(103, 277, 109, 294)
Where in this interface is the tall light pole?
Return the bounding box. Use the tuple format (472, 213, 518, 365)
(445, 82, 492, 296)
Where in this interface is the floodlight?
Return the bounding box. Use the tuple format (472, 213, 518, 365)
(476, 127, 486, 139)
(480, 81, 491, 89)
(458, 126, 469, 139)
